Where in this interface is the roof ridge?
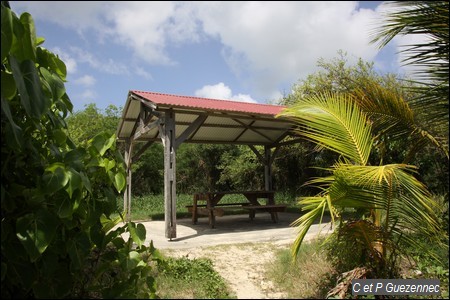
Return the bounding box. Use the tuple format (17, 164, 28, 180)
(131, 90, 285, 107)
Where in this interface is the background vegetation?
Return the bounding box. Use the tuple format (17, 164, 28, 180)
(2, 1, 448, 299)
(66, 53, 448, 203)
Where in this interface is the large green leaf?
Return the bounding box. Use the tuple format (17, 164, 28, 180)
(54, 196, 73, 219)
(10, 11, 36, 62)
(16, 210, 58, 261)
(36, 47, 67, 80)
(53, 129, 67, 146)
(106, 159, 116, 171)
(114, 172, 126, 192)
(290, 196, 332, 259)
(124, 251, 141, 271)
(67, 232, 90, 271)
(42, 163, 69, 194)
(1, 70, 17, 100)
(65, 168, 81, 199)
(1, 4, 13, 62)
(1, 95, 23, 148)
(127, 222, 146, 248)
(19, 13, 36, 60)
(79, 172, 92, 194)
(10, 56, 49, 118)
(40, 67, 66, 101)
(352, 80, 447, 159)
(91, 133, 116, 156)
(100, 214, 122, 234)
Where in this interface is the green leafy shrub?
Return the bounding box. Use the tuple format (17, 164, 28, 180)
(1, 3, 160, 298)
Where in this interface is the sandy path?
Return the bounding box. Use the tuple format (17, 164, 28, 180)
(163, 241, 291, 299)
(140, 213, 332, 298)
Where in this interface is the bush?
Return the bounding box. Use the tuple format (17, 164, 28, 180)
(1, 3, 160, 298)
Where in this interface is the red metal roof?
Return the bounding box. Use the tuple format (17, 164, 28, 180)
(132, 90, 286, 116)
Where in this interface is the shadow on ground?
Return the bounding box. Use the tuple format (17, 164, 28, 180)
(133, 212, 333, 250)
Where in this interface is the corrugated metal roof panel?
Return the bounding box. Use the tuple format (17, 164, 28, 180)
(176, 113, 198, 124)
(119, 121, 135, 139)
(237, 129, 286, 144)
(203, 116, 242, 126)
(117, 90, 297, 145)
(192, 126, 241, 142)
(132, 90, 286, 116)
(252, 119, 293, 129)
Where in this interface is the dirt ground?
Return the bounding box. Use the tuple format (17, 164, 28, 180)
(132, 212, 332, 299)
(162, 240, 292, 299)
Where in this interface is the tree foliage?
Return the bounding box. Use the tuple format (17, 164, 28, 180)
(218, 145, 265, 191)
(131, 143, 164, 195)
(177, 144, 237, 193)
(66, 103, 122, 146)
(279, 91, 447, 276)
(279, 1, 449, 280)
(1, 3, 160, 298)
(283, 51, 448, 195)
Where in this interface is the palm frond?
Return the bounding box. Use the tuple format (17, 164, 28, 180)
(352, 80, 448, 158)
(290, 197, 326, 259)
(278, 92, 373, 165)
(291, 195, 337, 260)
(352, 80, 414, 138)
(371, 1, 448, 69)
(331, 162, 443, 239)
(370, 1, 449, 145)
(407, 82, 449, 147)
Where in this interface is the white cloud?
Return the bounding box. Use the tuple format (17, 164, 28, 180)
(69, 47, 131, 75)
(74, 75, 96, 87)
(11, 1, 199, 65)
(193, 1, 381, 99)
(105, 2, 200, 65)
(80, 89, 97, 102)
(14, 1, 391, 101)
(11, 1, 109, 33)
(195, 83, 256, 103)
(135, 67, 153, 80)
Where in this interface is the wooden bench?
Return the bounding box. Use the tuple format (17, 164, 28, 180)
(242, 204, 287, 222)
(187, 203, 287, 225)
(186, 202, 250, 218)
(189, 191, 280, 228)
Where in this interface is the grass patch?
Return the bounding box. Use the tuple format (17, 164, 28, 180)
(264, 238, 336, 298)
(400, 235, 449, 299)
(263, 235, 449, 299)
(155, 256, 236, 299)
(116, 192, 300, 221)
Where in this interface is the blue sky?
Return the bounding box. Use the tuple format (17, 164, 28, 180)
(11, 1, 413, 113)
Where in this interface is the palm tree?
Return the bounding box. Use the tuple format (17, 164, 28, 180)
(370, 1, 449, 148)
(277, 91, 445, 273)
(352, 79, 447, 162)
(277, 0, 448, 287)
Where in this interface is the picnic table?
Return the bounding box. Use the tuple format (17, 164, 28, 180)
(186, 191, 287, 228)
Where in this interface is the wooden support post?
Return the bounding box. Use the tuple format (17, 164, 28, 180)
(264, 145, 272, 191)
(126, 165, 132, 221)
(123, 139, 133, 222)
(249, 145, 277, 192)
(123, 141, 129, 217)
(162, 109, 177, 239)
